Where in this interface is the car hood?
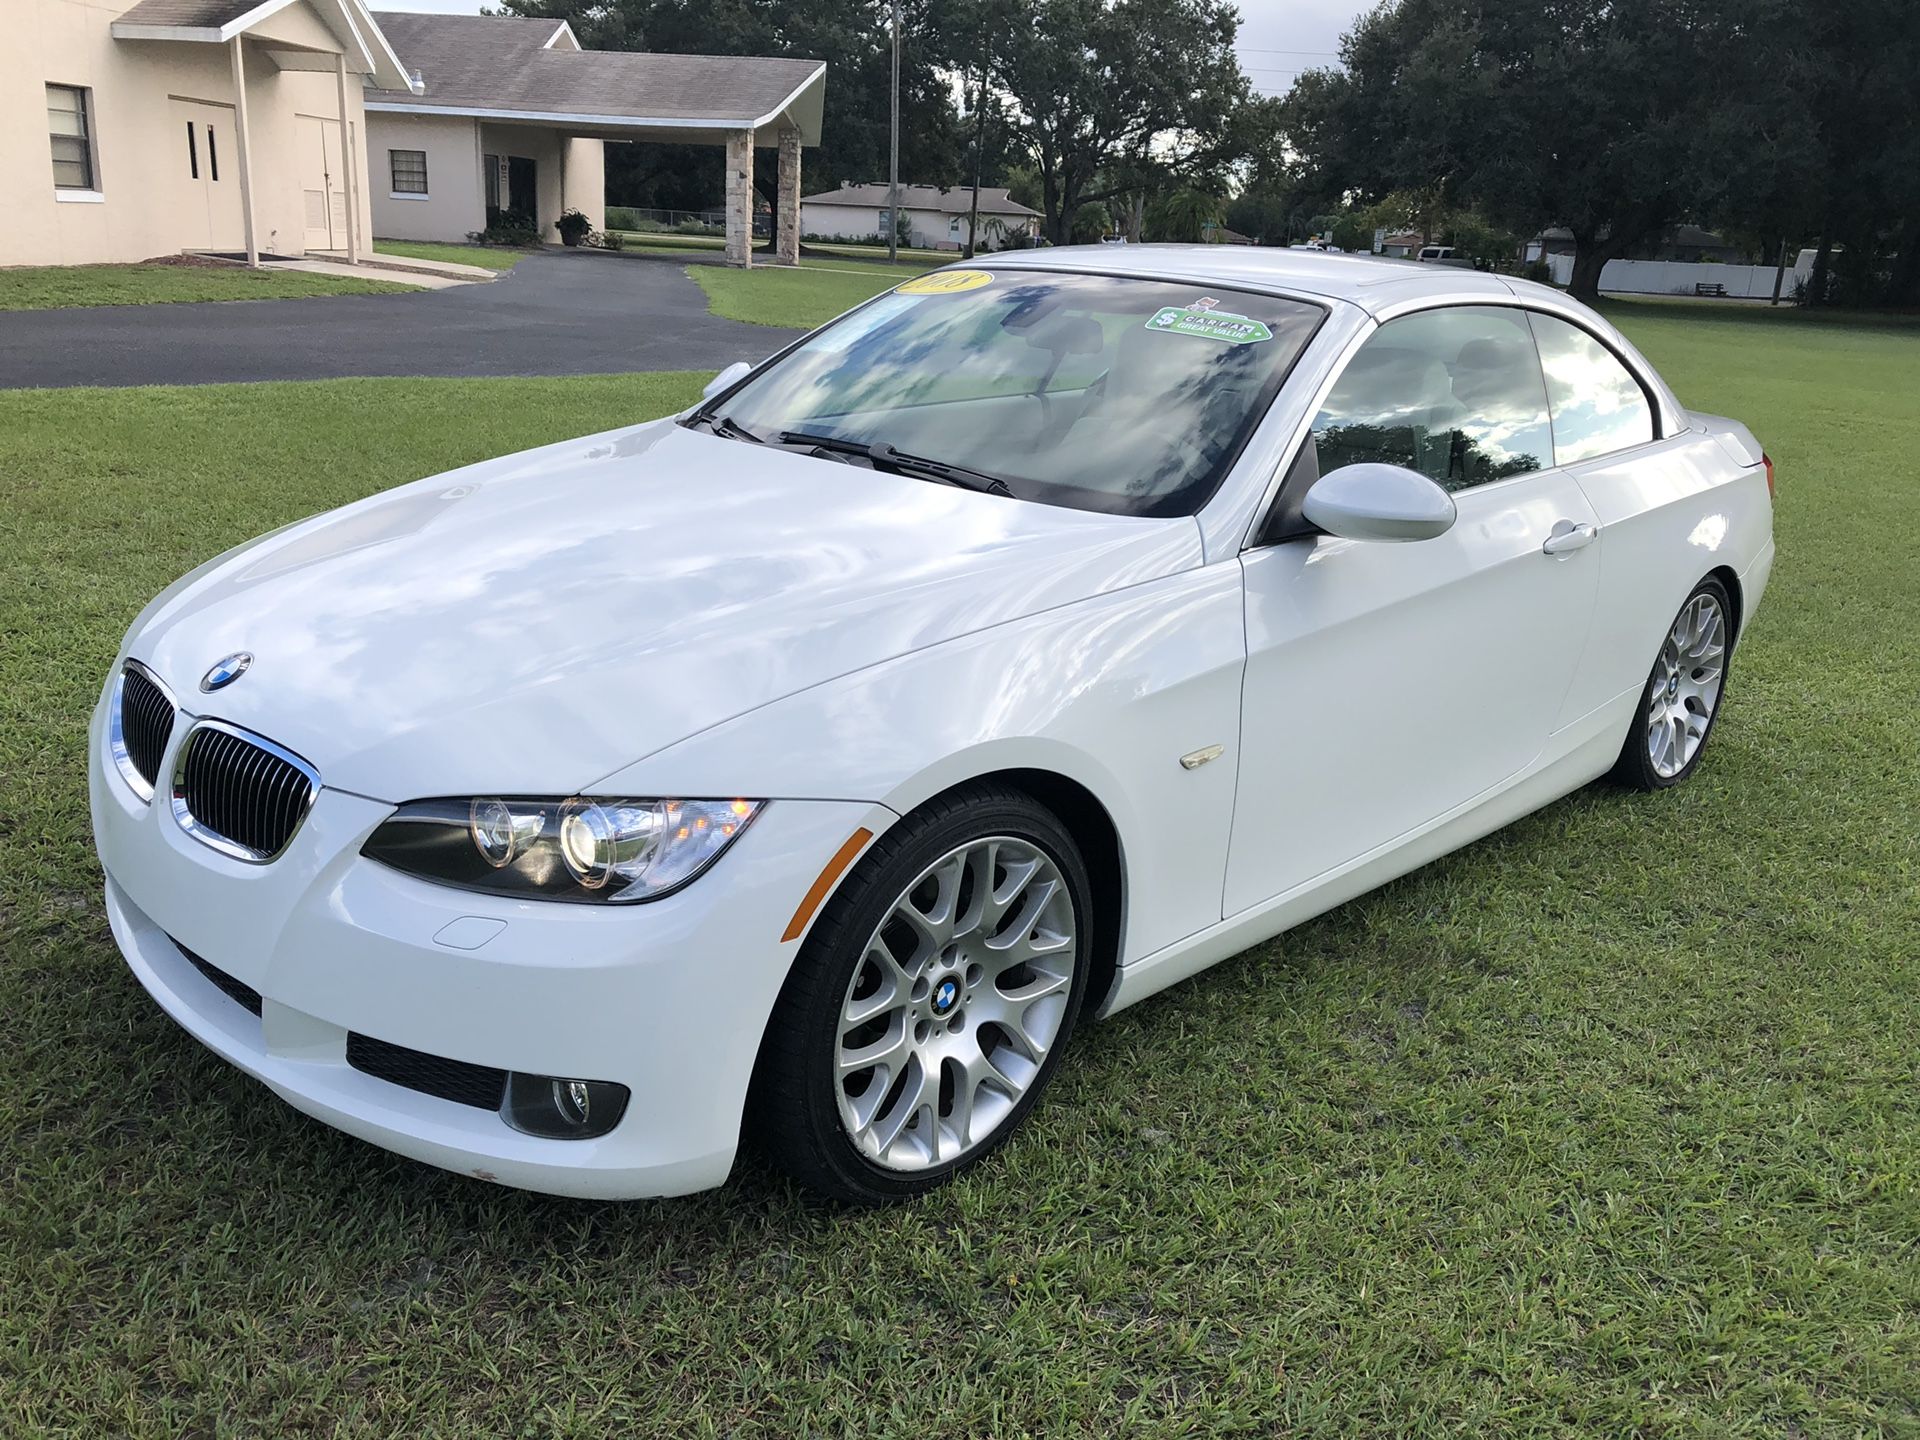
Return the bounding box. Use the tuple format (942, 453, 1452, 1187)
(129, 420, 1203, 800)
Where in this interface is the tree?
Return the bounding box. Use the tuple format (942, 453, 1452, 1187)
(1710, 0, 1920, 307)
(976, 0, 1250, 245)
(1145, 187, 1224, 242)
(1284, 0, 1777, 302)
(498, 0, 967, 210)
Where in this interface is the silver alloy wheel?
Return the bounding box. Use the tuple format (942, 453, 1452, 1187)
(1647, 591, 1728, 778)
(834, 836, 1078, 1171)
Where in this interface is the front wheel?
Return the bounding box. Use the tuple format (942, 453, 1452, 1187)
(750, 786, 1093, 1203)
(1609, 576, 1734, 790)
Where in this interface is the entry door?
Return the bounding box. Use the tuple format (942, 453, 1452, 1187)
(1222, 305, 1602, 916)
(506, 155, 536, 218)
(296, 113, 345, 251)
(168, 99, 243, 252)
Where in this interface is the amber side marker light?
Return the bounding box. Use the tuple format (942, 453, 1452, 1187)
(782, 828, 873, 942)
(1763, 452, 1775, 500)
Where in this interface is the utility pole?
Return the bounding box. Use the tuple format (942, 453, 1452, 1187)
(888, 0, 900, 264)
(964, 69, 985, 260)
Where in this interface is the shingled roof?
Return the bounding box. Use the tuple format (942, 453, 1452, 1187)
(366, 12, 826, 140)
(117, 0, 262, 23)
(113, 0, 414, 91)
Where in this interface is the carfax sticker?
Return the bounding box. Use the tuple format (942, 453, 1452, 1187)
(1143, 305, 1273, 344)
(896, 269, 994, 295)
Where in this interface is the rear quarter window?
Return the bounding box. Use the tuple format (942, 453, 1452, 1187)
(1527, 312, 1657, 465)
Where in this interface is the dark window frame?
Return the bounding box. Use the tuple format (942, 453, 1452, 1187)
(390, 148, 429, 195)
(47, 83, 97, 192)
(185, 120, 198, 179)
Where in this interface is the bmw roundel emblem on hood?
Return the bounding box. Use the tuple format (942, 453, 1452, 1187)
(200, 652, 253, 692)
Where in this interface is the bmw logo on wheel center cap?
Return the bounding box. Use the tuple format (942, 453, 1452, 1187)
(200, 652, 253, 692)
(932, 978, 959, 1015)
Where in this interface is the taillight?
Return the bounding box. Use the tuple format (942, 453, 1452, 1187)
(1762, 452, 1775, 500)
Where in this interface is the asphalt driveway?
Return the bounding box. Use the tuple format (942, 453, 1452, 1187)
(0, 249, 803, 389)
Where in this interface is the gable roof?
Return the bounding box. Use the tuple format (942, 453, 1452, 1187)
(115, 0, 415, 90)
(366, 12, 826, 141)
(800, 183, 1041, 218)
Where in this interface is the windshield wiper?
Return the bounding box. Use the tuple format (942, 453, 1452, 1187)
(686, 411, 764, 444)
(776, 430, 1015, 497)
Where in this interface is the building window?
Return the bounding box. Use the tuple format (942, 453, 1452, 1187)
(483, 152, 500, 211)
(390, 149, 428, 196)
(47, 84, 97, 191)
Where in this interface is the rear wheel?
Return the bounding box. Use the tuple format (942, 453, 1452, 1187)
(1610, 576, 1733, 790)
(751, 786, 1092, 1203)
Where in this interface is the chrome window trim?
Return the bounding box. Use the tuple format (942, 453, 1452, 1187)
(109, 658, 175, 804)
(169, 718, 321, 864)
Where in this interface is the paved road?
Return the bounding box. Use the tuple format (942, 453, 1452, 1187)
(0, 249, 804, 390)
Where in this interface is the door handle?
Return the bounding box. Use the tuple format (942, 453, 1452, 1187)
(1542, 520, 1598, 555)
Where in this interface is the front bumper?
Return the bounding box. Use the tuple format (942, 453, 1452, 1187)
(89, 683, 889, 1199)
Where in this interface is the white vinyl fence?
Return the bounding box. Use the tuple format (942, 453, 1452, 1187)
(1545, 254, 1812, 299)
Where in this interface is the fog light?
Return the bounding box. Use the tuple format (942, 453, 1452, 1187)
(502, 1072, 629, 1139)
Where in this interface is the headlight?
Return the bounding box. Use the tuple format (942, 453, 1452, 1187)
(362, 796, 763, 903)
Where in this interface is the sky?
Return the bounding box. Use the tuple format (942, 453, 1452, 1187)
(1232, 0, 1370, 95)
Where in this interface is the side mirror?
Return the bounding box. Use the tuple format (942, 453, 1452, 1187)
(1300, 463, 1456, 542)
(701, 361, 752, 402)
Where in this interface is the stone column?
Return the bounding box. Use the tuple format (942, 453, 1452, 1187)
(725, 128, 755, 267)
(775, 127, 801, 266)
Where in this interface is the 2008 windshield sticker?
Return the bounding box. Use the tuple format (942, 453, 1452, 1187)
(1144, 300, 1273, 345)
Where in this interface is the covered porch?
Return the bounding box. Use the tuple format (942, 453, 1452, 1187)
(362, 15, 825, 268)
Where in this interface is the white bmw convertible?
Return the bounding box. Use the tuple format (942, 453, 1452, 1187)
(91, 249, 1774, 1202)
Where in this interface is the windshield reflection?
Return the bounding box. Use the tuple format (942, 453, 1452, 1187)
(700, 271, 1323, 518)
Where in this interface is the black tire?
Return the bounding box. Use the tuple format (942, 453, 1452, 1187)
(749, 784, 1094, 1204)
(1608, 574, 1735, 791)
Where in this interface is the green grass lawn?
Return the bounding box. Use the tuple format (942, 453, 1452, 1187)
(1, 312, 1916, 1435)
(688, 259, 934, 328)
(0, 262, 413, 310)
(613, 229, 952, 264)
(370, 239, 532, 272)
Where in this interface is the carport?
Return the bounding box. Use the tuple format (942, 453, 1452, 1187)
(363, 14, 825, 266)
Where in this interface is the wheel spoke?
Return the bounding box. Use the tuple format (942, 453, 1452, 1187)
(1646, 591, 1728, 778)
(832, 832, 1079, 1173)
(838, 1018, 909, 1077)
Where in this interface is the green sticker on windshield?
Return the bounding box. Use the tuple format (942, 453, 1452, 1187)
(1144, 304, 1272, 345)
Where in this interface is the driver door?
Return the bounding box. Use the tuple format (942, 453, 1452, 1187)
(1222, 305, 1602, 917)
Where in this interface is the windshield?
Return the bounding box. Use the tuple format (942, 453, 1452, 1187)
(694, 269, 1324, 518)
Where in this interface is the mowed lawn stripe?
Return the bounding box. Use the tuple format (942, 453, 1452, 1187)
(0, 313, 1914, 1436)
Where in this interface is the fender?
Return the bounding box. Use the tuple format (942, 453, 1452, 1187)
(593, 558, 1251, 965)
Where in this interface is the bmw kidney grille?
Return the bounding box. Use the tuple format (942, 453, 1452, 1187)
(111, 662, 176, 802)
(170, 721, 320, 862)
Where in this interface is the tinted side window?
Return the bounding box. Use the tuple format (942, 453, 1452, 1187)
(1528, 312, 1655, 464)
(1311, 306, 1553, 493)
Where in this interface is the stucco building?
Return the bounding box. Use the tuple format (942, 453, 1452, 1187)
(4, 0, 412, 268)
(8, 2, 825, 269)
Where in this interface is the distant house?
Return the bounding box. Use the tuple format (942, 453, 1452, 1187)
(1524, 224, 1744, 264)
(365, 12, 825, 263)
(799, 182, 1041, 251)
(1376, 230, 1425, 258)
